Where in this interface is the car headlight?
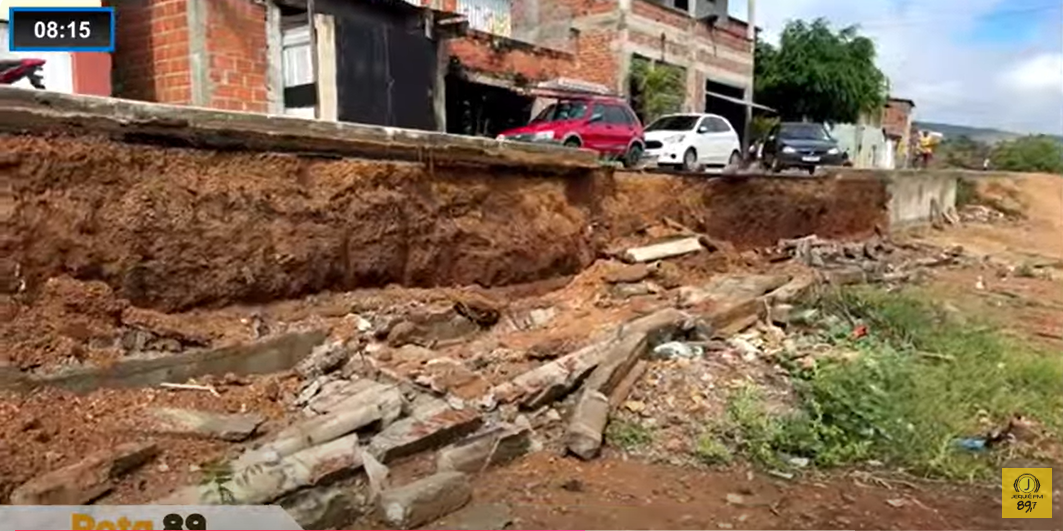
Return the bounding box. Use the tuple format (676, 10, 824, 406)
(496, 134, 506, 141)
(664, 134, 686, 144)
(827, 147, 840, 155)
(533, 131, 555, 140)
(782, 146, 797, 154)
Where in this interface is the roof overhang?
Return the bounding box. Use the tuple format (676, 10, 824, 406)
(705, 90, 775, 113)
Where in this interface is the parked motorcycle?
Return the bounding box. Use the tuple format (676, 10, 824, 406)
(0, 58, 46, 89)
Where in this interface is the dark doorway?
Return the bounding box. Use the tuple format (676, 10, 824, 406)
(704, 78, 746, 141)
(333, 7, 436, 130)
(445, 72, 533, 137)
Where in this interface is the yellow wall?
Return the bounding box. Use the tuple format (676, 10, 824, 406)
(1, 0, 102, 21)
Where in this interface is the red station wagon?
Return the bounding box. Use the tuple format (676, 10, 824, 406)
(496, 95, 646, 168)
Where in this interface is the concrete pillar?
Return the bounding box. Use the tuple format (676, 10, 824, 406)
(265, 0, 284, 114)
(433, 41, 447, 132)
(314, 14, 338, 121)
(187, 0, 210, 107)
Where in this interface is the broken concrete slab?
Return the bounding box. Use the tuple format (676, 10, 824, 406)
(147, 407, 265, 441)
(763, 274, 816, 304)
(489, 341, 611, 410)
(564, 390, 610, 460)
(436, 423, 532, 474)
(581, 308, 689, 395)
(305, 379, 403, 417)
(422, 503, 513, 530)
(378, 472, 472, 529)
(622, 237, 703, 263)
(157, 433, 362, 505)
(562, 309, 690, 460)
(15, 330, 327, 394)
(368, 398, 484, 463)
(678, 274, 791, 335)
(237, 385, 402, 467)
(10, 441, 158, 504)
(295, 340, 351, 379)
(678, 274, 791, 308)
(279, 481, 368, 530)
(607, 360, 648, 409)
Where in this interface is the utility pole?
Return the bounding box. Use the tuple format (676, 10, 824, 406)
(308, 0, 320, 119)
(742, 0, 755, 159)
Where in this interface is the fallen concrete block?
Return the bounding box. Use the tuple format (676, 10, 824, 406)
(278, 481, 368, 530)
(26, 330, 326, 394)
(622, 236, 703, 263)
(763, 274, 816, 304)
(147, 408, 265, 442)
(368, 398, 483, 463)
(602, 263, 651, 284)
(582, 308, 688, 395)
(295, 340, 351, 379)
(678, 274, 791, 308)
(436, 423, 532, 474)
(564, 390, 610, 460)
(157, 433, 362, 505)
(306, 379, 403, 418)
(489, 341, 611, 409)
(10, 441, 158, 504)
(608, 360, 648, 409)
(423, 503, 513, 531)
(378, 471, 472, 529)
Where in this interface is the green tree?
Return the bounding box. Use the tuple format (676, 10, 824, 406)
(755, 19, 888, 124)
(991, 135, 1063, 173)
(628, 56, 685, 124)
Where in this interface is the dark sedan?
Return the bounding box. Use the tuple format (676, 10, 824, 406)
(760, 122, 847, 174)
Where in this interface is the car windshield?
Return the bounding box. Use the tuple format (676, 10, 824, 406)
(531, 101, 588, 123)
(779, 123, 832, 141)
(646, 115, 698, 132)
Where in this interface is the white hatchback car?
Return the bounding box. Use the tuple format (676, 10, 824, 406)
(643, 113, 742, 171)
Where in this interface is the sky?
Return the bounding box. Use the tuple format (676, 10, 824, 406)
(728, 0, 1063, 135)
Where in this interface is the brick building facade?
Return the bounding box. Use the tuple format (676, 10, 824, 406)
(112, 0, 753, 133)
(883, 97, 915, 168)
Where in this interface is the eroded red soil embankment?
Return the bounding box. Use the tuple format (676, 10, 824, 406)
(2, 134, 888, 311)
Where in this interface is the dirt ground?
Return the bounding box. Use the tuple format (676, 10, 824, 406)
(457, 173, 1063, 531)
(473, 453, 1061, 531)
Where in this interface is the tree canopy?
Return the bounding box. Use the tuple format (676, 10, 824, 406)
(990, 135, 1063, 174)
(755, 18, 888, 124)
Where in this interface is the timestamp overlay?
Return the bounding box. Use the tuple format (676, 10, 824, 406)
(8, 7, 115, 52)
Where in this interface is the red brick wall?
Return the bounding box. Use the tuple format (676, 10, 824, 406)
(448, 30, 617, 86)
(71, 53, 112, 96)
(205, 0, 269, 112)
(883, 100, 913, 139)
(632, 0, 751, 56)
(112, 0, 192, 104)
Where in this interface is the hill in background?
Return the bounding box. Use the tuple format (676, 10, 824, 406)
(915, 121, 1063, 145)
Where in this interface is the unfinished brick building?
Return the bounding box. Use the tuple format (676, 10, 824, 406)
(111, 0, 753, 136)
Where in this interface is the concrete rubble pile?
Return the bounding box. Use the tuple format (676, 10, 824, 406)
(776, 234, 966, 286)
(6, 230, 977, 529)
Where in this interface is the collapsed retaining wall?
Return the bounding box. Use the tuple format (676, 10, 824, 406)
(0, 89, 890, 311)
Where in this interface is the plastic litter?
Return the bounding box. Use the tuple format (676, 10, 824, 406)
(652, 341, 703, 359)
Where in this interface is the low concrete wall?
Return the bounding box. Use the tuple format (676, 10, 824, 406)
(887, 170, 959, 227)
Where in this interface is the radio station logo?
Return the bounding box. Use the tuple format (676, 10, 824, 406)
(1001, 467, 1052, 519)
(71, 511, 208, 530)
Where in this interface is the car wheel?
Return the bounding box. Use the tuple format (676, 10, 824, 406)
(727, 150, 742, 168)
(769, 156, 783, 173)
(562, 137, 581, 148)
(623, 143, 643, 169)
(681, 148, 698, 172)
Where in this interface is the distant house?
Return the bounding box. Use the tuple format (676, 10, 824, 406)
(883, 97, 916, 168)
